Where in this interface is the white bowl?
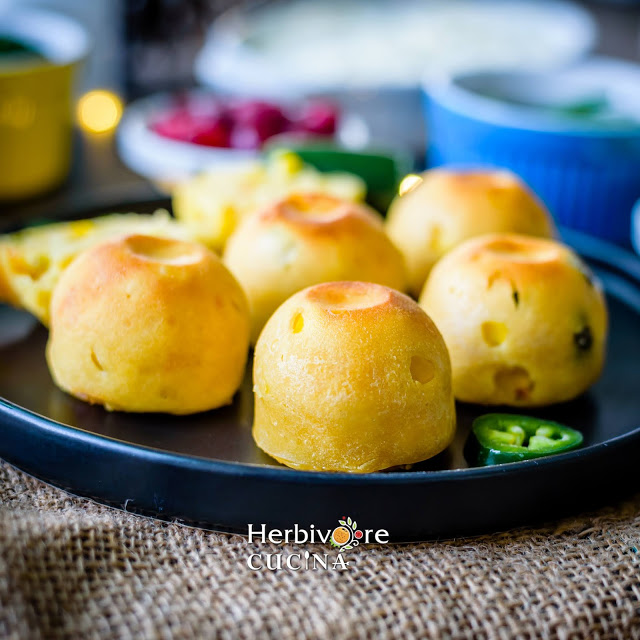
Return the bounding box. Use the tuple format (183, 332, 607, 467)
(116, 91, 369, 183)
(194, 0, 596, 153)
(116, 92, 257, 184)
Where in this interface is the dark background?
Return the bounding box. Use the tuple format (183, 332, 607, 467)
(2, 0, 640, 227)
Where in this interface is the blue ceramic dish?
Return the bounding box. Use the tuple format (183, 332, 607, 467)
(423, 58, 640, 246)
(633, 198, 640, 256)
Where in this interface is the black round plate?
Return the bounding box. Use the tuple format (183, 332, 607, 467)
(0, 205, 639, 540)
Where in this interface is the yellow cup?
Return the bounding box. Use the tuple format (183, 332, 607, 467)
(0, 9, 89, 200)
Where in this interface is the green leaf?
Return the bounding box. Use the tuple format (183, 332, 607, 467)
(352, 521, 357, 530)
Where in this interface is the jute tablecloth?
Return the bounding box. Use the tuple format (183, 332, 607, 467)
(1, 459, 639, 639)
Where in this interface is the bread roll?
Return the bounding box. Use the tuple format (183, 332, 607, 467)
(253, 281, 455, 472)
(420, 233, 607, 406)
(47, 234, 250, 414)
(224, 193, 407, 343)
(386, 168, 555, 296)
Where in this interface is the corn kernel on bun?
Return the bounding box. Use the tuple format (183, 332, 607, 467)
(0, 210, 204, 326)
(46, 235, 250, 414)
(419, 233, 607, 407)
(172, 152, 366, 251)
(253, 281, 455, 473)
(386, 169, 555, 296)
(224, 193, 407, 343)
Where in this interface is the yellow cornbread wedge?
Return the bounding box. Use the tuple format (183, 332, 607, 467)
(172, 151, 366, 252)
(0, 210, 203, 326)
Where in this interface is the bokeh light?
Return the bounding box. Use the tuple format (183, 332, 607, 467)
(398, 173, 423, 196)
(77, 90, 123, 134)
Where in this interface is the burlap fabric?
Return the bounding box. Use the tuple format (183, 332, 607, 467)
(1, 459, 639, 639)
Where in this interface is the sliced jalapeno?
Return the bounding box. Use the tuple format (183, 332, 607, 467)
(472, 414, 583, 466)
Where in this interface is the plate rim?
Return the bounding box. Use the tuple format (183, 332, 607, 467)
(1, 393, 639, 486)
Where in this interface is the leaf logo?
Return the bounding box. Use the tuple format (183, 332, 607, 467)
(330, 516, 363, 550)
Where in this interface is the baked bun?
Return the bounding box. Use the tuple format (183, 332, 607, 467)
(386, 169, 555, 296)
(253, 281, 455, 472)
(47, 234, 250, 414)
(419, 233, 607, 406)
(224, 193, 407, 343)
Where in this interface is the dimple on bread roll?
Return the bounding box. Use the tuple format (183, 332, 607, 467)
(252, 281, 455, 473)
(419, 233, 608, 407)
(386, 168, 555, 296)
(224, 192, 407, 343)
(46, 234, 250, 414)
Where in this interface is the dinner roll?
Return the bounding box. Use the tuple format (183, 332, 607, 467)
(420, 233, 607, 406)
(47, 234, 250, 414)
(253, 281, 455, 472)
(224, 193, 406, 343)
(386, 168, 555, 296)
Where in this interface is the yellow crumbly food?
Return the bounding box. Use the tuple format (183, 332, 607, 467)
(253, 281, 456, 473)
(224, 192, 407, 343)
(386, 168, 556, 296)
(172, 152, 366, 252)
(419, 233, 608, 407)
(46, 234, 250, 414)
(0, 210, 204, 326)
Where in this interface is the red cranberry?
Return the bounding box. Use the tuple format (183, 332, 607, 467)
(151, 108, 196, 141)
(153, 95, 339, 150)
(294, 102, 338, 136)
(192, 119, 232, 148)
(229, 100, 290, 143)
(152, 106, 233, 148)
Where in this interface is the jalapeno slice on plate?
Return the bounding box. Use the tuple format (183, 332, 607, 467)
(471, 414, 584, 466)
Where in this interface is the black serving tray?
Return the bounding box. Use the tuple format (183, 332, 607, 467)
(0, 202, 639, 540)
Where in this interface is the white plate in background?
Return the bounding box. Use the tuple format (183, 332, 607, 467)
(195, 0, 596, 94)
(116, 91, 369, 183)
(193, 0, 595, 153)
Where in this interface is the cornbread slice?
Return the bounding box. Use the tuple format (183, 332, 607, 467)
(0, 210, 201, 326)
(173, 152, 366, 251)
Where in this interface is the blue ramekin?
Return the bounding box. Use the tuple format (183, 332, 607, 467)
(423, 58, 640, 246)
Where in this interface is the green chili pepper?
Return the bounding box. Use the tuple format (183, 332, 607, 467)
(472, 414, 583, 466)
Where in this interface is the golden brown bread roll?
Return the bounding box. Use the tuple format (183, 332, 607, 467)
(386, 168, 555, 296)
(46, 234, 250, 414)
(253, 281, 456, 472)
(419, 233, 608, 406)
(224, 193, 407, 343)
